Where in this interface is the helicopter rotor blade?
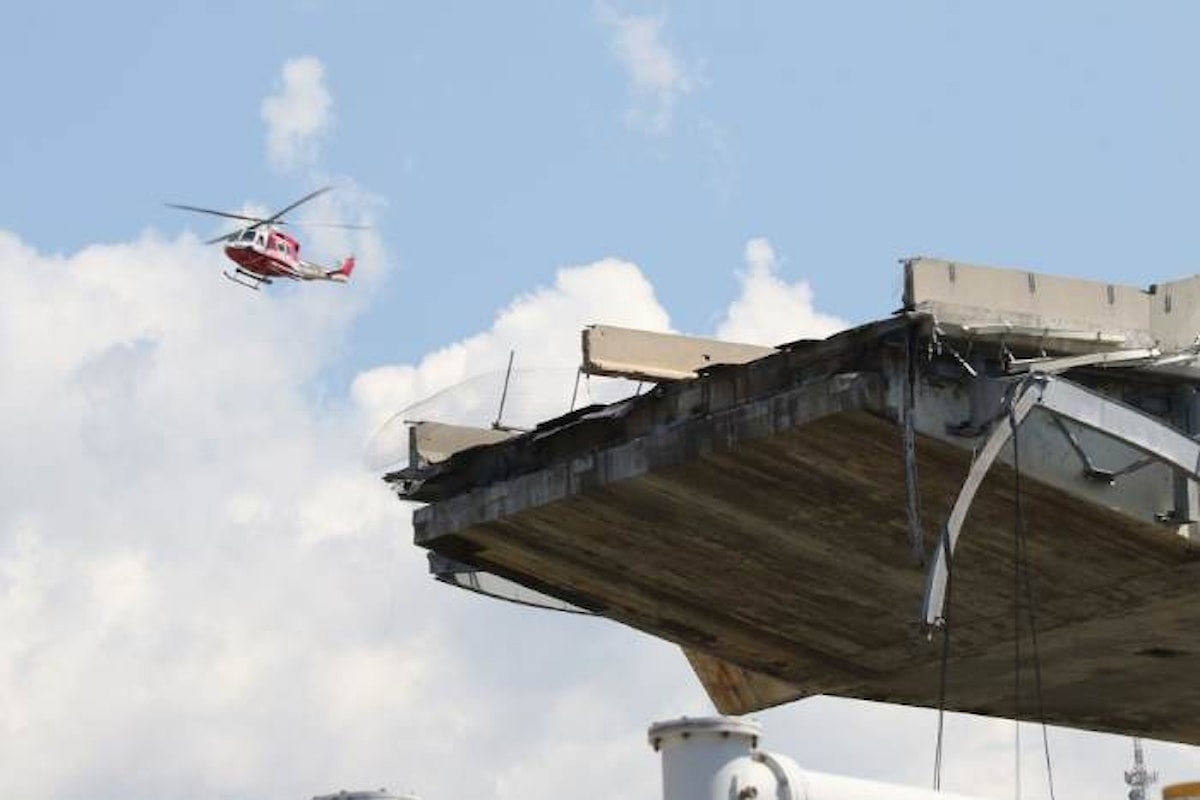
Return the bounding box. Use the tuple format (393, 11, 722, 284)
(204, 229, 244, 245)
(169, 188, 344, 245)
(164, 202, 269, 225)
(262, 186, 333, 226)
(278, 220, 371, 230)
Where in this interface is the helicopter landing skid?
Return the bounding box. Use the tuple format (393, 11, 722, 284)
(223, 269, 271, 291)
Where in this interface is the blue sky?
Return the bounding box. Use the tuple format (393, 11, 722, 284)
(7, 2, 1200, 369)
(4, 3, 1200, 798)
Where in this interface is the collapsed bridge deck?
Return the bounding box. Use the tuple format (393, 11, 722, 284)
(391, 259, 1200, 744)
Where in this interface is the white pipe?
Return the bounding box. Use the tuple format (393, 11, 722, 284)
(649, 716, 987, 800)
(649, 717, 771, 800)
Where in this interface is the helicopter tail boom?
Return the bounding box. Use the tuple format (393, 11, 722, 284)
(325, 255, 356, 282)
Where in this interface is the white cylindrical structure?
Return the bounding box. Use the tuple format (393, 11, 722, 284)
(649, 717, 771, 800)
(648, 716, 986, 800)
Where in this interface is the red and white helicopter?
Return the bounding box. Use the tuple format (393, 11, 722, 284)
(167, 186, 363, 290)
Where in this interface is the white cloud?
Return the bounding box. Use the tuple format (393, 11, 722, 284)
(0, 229, 438, 797)
(3, 190, 1196, 800)
(262, 56, 333, 172)
(597, 3, 693, 135)
(354, 257, 670, 467)
(716, 236, 848, 346)
(0, 222, 698, 799)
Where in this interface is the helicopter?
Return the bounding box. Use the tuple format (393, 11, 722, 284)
(166, 186, 363, 290)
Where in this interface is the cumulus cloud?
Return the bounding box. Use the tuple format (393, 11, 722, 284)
(262, 56, 333, 172)
(597, 3, 693, 135)
(354, 257, 670, 439)
(0, 214, 700, 799)
(0, 229, 421, 798)
(4, 219, 1200, 799)
(716, 237, 848, 346)
(0, 226, 694, 800)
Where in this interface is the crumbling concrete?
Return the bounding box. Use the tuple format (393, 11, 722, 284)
(389, 259, 1200, 744)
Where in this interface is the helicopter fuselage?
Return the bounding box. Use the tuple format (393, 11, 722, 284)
(223, 226, 352, 286)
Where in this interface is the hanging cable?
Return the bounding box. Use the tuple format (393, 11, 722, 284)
(1023, 547, 1058, 800)
(1023, 534, 1059, 800)
(1010, 407, 1023, 800)
(1009, 402, 1058, 800)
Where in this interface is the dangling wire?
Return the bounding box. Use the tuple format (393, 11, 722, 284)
(1024, 543, 1058, 800)
(1011, 408, 1023, 800)
(1009, 404, 1058, 800)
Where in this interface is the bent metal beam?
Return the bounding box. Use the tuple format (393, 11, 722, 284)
(921, 373, 1200, 628)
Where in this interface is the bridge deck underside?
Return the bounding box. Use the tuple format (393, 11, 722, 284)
(417, 408, 1200, 743)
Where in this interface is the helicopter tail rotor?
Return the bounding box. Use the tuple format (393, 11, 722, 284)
(325, 255, 356, 282)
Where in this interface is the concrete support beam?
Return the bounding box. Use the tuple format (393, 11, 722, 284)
(1151, 274, 1200, 352)
(906, 257, 1200, 360)
(905, 257, 1155, 352)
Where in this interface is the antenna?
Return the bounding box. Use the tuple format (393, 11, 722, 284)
(492, 350, 515, 431)
(1124, 738, 1158, 800)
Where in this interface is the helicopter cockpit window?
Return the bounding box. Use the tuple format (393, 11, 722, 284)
(239, 229, 256, 242)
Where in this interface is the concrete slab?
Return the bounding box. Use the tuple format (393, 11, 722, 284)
(395, 306, 1200, 744)
(582, 324, 776, 382)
